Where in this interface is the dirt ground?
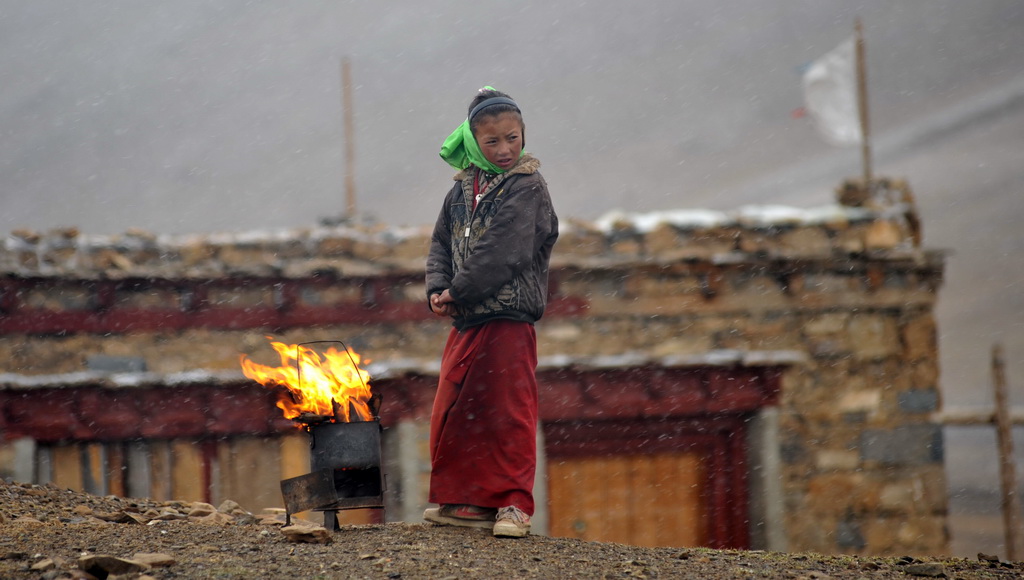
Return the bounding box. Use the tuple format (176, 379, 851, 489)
(0, 479, 1020, 579)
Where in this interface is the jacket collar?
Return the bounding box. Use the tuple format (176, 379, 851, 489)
(453, 153, 541, 182)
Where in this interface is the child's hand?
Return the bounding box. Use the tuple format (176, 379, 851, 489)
(430, 291, 455, 317)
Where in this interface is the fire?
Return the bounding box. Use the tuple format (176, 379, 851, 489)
(240, 339, 373, 423)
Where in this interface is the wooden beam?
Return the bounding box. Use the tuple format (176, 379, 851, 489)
(855, 17, 872, 185)
(106, 442, 126, 497)
(83, 442, 106, 495)
(993, 344, 1021, 561)
(51, 444, 83, 491)
(150, 440, 172, 502)
(341, 56, 357, 220)
(171, 439, 204, 503)
(936, 407, 1024, 426)
(0, 274, 589, 335)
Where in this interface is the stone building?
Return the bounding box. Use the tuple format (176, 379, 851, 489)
(0, 179, 946, 555)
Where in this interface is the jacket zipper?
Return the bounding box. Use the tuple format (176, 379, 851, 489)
(462, 172, 507, 253)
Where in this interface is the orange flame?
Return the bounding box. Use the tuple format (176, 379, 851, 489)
(240, 339, 373, 422)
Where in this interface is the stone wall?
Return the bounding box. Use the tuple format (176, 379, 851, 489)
(0, 179, 946, 555)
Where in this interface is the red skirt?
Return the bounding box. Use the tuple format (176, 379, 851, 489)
(428, 319, 538, 514)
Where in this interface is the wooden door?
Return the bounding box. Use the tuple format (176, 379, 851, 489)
(547, 451, 706, 547)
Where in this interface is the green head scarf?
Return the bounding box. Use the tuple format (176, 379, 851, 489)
(439, 87, 524, 174)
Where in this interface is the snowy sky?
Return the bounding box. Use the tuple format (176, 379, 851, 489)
(1, 1, 1020, 235)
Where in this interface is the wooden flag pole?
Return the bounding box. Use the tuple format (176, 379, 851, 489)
(993, 343, 1021, 561)
(341, 56, 357, 221)
(855, 18, 872, 187)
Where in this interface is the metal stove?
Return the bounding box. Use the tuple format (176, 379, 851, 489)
(277, 342, 386, 530)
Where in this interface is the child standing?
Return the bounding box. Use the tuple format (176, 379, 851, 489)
(423, 87, 558, 538)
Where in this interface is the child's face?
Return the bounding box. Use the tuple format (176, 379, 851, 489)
(473, 112, 523, 171)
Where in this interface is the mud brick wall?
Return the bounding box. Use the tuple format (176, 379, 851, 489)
(550, 202, 944, 556)
(0, 190, 946, 555)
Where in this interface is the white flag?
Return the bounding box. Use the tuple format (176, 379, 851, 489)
(802, 37, 862, 146)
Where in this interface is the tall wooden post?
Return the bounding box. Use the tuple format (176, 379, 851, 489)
(993, 343, 1021, 560)
(341, 57, 357, 221)
(855, 18, 872, 187)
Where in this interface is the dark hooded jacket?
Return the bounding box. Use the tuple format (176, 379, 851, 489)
(426, 153, 558, 330)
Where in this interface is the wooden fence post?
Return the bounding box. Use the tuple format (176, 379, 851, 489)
(993, 343, 1021, 560)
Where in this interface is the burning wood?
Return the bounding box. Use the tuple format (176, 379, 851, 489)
(292, 396, 380, 427)
(240, 339, 375, 425)
(292, 412, 335, 426)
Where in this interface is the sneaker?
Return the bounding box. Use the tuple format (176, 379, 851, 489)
(423, 504, 497, 529)
(492, 505, 531, 538)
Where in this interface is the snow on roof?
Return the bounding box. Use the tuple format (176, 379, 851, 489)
(594, 208, 732, 232)
(0, 369, 246, 390)
(593, 204, 875, 233)
(0, 350, 805, 390)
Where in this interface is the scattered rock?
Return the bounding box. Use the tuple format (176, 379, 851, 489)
(52, 227, 80, 240)
(131, 553, 175, 568)
(281, 524, 332, 544)
(12, 516, 44, 525)
(903, 562, 946, 577)
(977, 552, 1000, 565)
(30, 558, 55, 571)
(94, 510, 141, 524)
(187, 502, 217, 518)
(78, 555, 150, 578)
(124, 227, 156, 242)
(257, 514, 288, 527)
(1, 552, 28, 561)
(217, 500, 248, 516)
(10, 229, 41, 244)
(70, 516, 111, 526)
(233, 512, 259, 526)
(72, 505, 93, 516)
(148, 508, 185, 521)
(194, 511, 234, 525)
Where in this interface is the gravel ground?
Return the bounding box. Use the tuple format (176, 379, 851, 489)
(1, 479, 1020, 579)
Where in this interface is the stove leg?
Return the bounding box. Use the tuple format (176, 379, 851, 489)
(324, 510, 339, 531)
